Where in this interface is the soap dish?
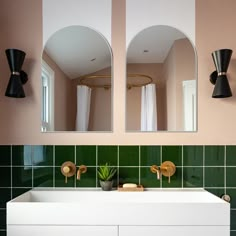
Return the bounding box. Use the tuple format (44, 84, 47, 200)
(118, 185, 144, 192)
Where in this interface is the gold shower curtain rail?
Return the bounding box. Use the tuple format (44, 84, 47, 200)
(79, 73, 153, 89)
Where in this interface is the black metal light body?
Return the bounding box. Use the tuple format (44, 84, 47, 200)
(5, 49, 28, 98)
(210, 49, 233, 98)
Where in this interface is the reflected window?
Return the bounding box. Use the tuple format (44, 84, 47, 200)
(41, 61, 54, 131)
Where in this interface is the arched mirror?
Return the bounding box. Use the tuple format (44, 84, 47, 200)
(41, 25, 112, 132)
(126, 25, 197, 132)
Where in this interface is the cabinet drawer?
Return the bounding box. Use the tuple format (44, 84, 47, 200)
(119, 226, 230, 236)
(8, 225, 118, 236)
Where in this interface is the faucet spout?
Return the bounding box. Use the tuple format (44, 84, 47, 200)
(77, 169, 81, 180)
(77, 165, 87, 180)
(156, 169, 161, 180)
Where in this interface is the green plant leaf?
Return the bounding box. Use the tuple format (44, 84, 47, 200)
(97, 163, 117, 181)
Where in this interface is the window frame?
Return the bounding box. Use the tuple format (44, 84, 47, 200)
(41, 60, 55, 131)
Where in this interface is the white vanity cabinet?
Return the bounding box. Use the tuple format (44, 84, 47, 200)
(119, 226, 229, 236)
(7, 189, 230, 236)
(8, 226, 118, 236)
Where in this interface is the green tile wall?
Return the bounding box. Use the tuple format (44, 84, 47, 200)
(0, 145, 236, 236)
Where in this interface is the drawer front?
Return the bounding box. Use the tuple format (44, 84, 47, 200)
(119, 226, 230, 236)
(8, 225, 118, 236)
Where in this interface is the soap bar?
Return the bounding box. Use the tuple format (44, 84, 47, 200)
(123, 183, 137, 188)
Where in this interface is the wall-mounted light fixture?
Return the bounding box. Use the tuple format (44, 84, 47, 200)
(5, 49, 28, 98)
(210, 48, 233, 98)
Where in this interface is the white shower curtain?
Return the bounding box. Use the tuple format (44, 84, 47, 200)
(141, 84, 157, 131)
(75, 85, 92, 131)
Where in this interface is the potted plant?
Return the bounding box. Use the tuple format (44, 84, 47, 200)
(97, 163, 117, 191)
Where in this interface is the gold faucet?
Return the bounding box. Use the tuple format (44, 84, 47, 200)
(77, 165, 87, 180)
(150, 161, 176, 183)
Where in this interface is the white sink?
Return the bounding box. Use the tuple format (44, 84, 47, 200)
(7, 188, 230, 226)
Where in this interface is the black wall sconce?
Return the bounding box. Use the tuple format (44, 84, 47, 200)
(5, 48, 28, 98)
(210, 48, 233, 98)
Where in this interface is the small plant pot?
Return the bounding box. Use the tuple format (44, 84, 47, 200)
(99, 180, 113, 191)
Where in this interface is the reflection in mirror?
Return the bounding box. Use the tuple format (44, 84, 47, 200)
(41, 25, 112, 132)
(126, 25, 197, 132)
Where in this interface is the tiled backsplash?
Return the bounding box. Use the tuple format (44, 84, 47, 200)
(0, 145, 236, 235)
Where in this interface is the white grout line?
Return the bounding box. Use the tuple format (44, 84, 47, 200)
(117, 146, 119, 186)
(138, 146, 141, 185)
(203, 146, 205, 188)
(224, 145, 227, 195)
(10, 165, 230, 168)
(182, 145, 184, 189)
(10, 145, 13, 199)
(96, 146, 98, 188)
(31, 146, 34, 188)
(53, 145, 55, 188)
(74, 145, 76, 188)
(160, 146, 162, 188)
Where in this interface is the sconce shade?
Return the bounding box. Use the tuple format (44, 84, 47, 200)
(212, 74, 232, 98)
(210, 49, 233, 98)
(5, 49, 28, 98)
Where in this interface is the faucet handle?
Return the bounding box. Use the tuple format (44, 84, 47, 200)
(160, 161, 176, 183)
(61, 161, 76, 183)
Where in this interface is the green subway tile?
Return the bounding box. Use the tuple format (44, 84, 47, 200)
(226, 189, 236, 208)
(12, 167, 32, 187)
(230, 231, 236, 236)
(32, 146, 53, 166)
(0, 231, 6, 236)
(140, 167, 160, 188)
(55, 167, 75, 187)
(205, 188, 224, 198)
(205, 167, 224, 187)
(231, 210, 236, 230)
(183, 167, 203, 187)
(0, 209, 6, 229)
(12, 145, 32, 166)
(0, 189, 11, 208)
(140, 146, 161, 166)
(12, 188, 31, 199)
(119, 146, 139, 166)
(76, 146, 96, 166)
(33, 167, 53, 187)
(162, 146, 182, 166)
(205, 145, 224, 166)
(0, 167, 11, 187)
(226, 146, 236, 166)
(162, 167, 182, 188)
(76, 167, 97, 187)
(119, 167, 139, 186)
(0, 146, 11, 166)
(227, 167, 236, 187)
(97, 146, 117, 166)
(55, 146, 75, 166)
(183, 146, 203, 166)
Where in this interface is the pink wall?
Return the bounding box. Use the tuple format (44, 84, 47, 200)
(164, 38, 195, 131)
(164, 43, 176, 130)
(43, 52, 73, 131)
(175, 38, 195, 130)
(0, 0, 236, 144)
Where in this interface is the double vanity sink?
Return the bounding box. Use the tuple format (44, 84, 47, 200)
(7, 188, 230, 236)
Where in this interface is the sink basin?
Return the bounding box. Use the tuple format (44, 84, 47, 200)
(7, 188, 229, 226)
